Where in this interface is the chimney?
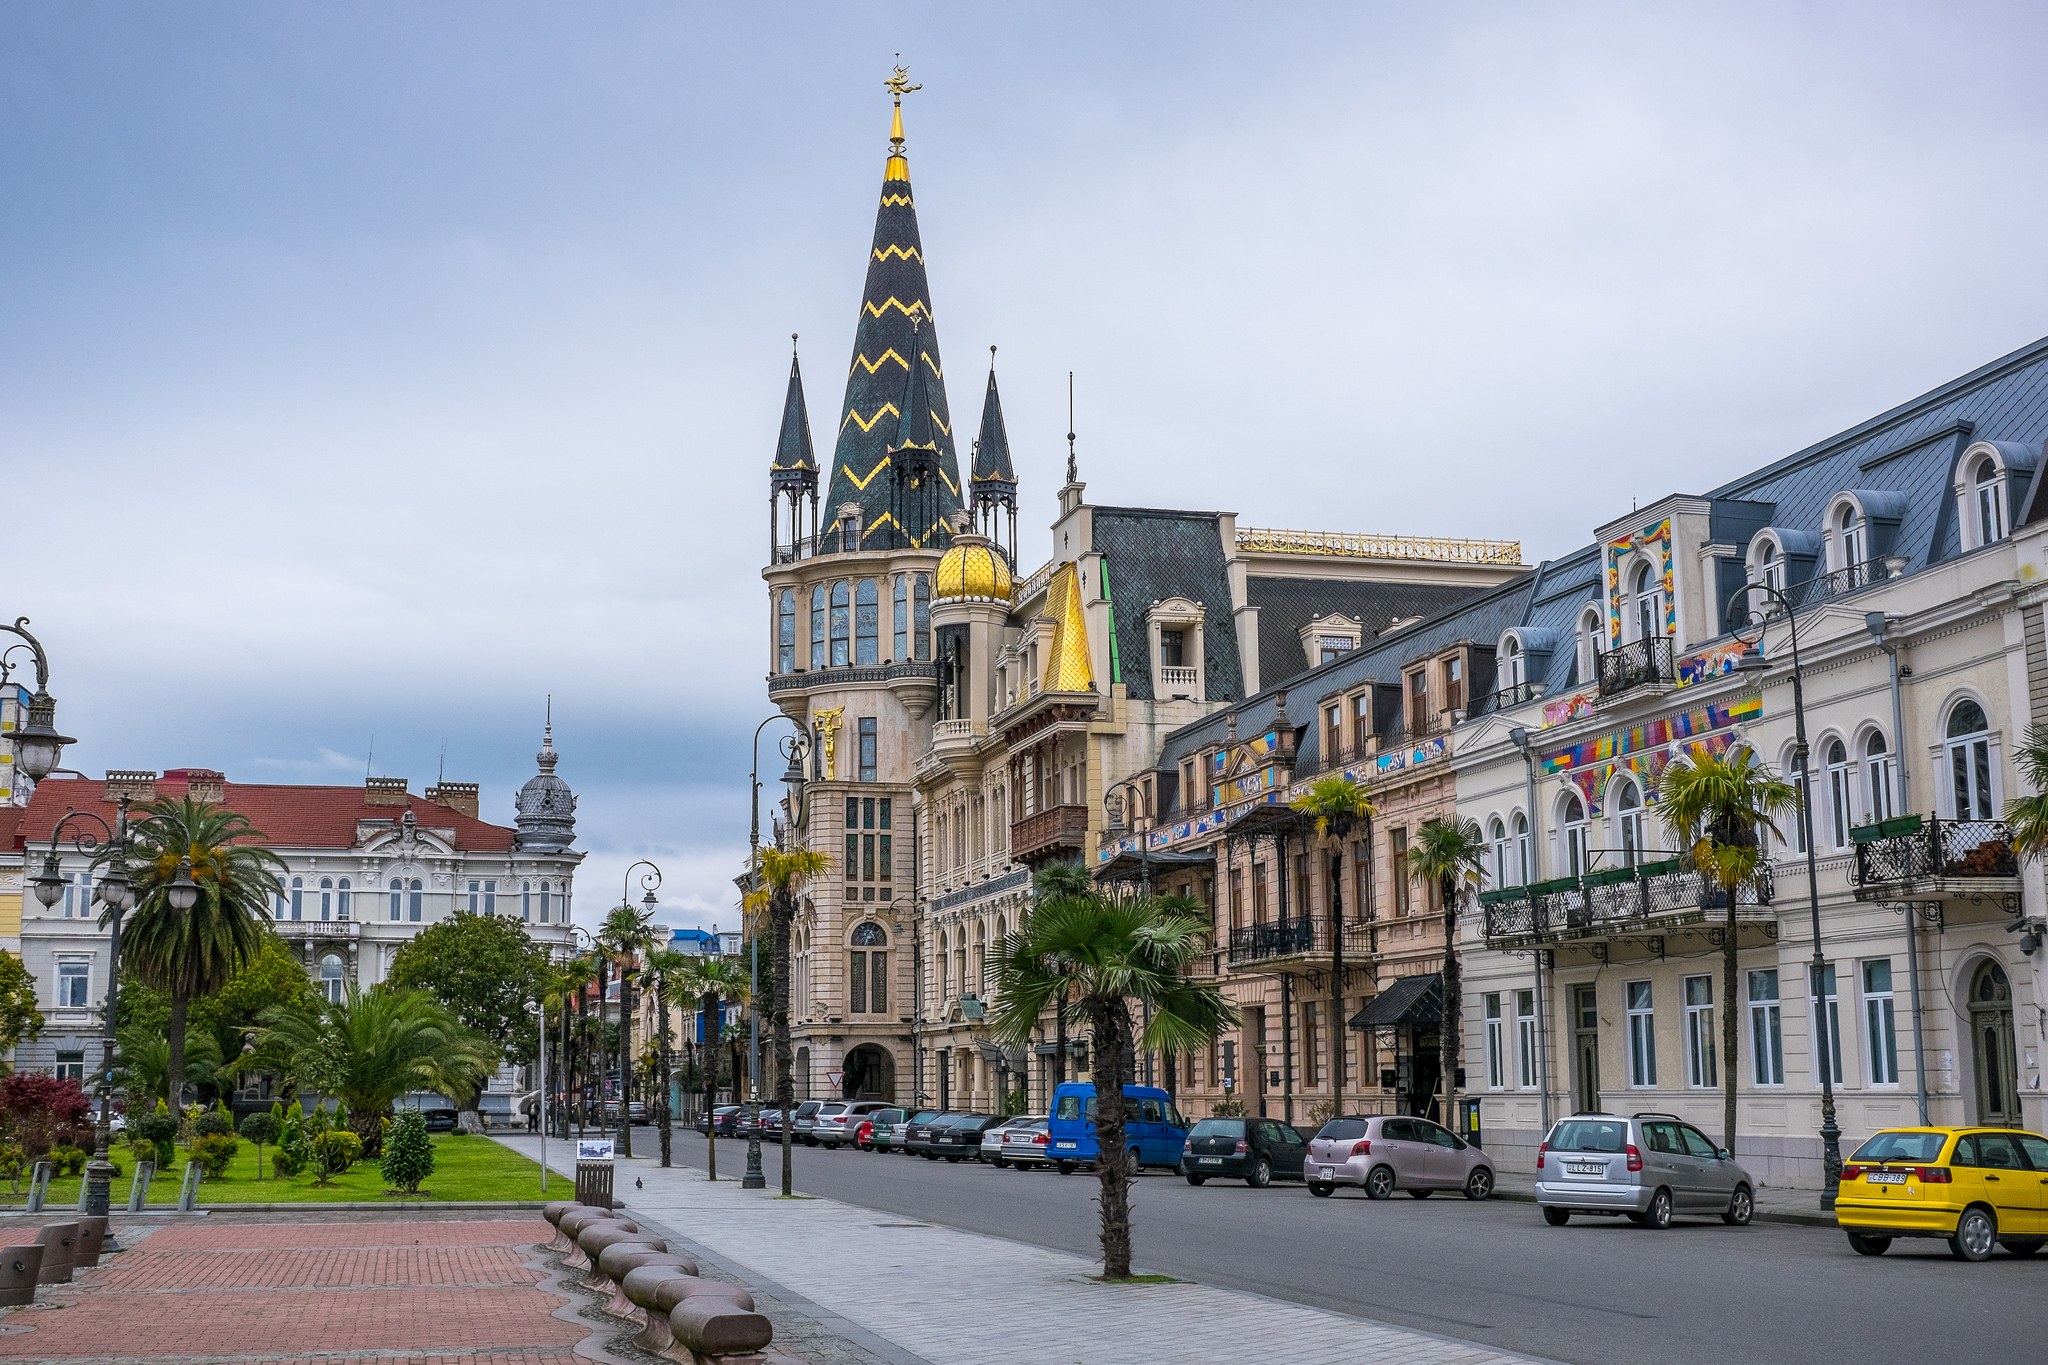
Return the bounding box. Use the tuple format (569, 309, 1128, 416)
(105, 771, 158, 804)
(424, 781, 480, 819)
(365, 776, 409, 806)
(184, 770, 226, 803)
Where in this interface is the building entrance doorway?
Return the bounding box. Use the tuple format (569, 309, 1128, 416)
(842, 1043, 895, 1102)
(1572, 985, 1601, 1114)
(1970, 961, 2019, 1124)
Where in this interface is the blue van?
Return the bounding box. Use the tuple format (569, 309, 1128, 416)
(1045, 1083, 1189, 1174)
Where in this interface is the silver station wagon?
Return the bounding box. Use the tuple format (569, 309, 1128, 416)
(1535, 1113, 1756, 1229)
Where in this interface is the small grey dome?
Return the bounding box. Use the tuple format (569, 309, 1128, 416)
(515, 716, 577, 853)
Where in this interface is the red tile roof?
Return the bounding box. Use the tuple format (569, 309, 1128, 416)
(16, 775, 517, 853)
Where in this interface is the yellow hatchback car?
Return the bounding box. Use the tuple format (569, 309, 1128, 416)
(1836, 1127, 2048, 1261)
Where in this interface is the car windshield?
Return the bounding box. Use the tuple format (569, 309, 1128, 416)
(1054, 1095, 1099, 1121)
(1549, 1119, 1628, 1152)
(1851, 1131, 1950, 1163)
(1314, 1119, 1370, 1141)
(1189, 1118, 1246, 1139)
(818, 1104, 847, 1116)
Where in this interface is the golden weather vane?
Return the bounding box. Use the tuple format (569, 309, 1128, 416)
(885, 59, 921, 102)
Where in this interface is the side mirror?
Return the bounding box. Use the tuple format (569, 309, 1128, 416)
(1717, 1148, 1731, 1160)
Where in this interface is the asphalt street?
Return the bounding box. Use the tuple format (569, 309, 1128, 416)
(593, 1126, 2048, 1365)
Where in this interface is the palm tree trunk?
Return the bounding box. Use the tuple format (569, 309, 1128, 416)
(1330, 849, 1345, 1120)
(1722, 888, 1739, 1153)
(702, 989, 719, 1182)
(576, 988, 589, 1138)
(618, 971, 633, 1159)
(1439, 874, 1460, 1130)
(1091, 999, 1134, 1279)
(773, 892, 796, 1196)
(658, 980, 673, 1168)
(167, 989, 188, 1112)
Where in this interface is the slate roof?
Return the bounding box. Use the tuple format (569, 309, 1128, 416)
(1091, 507, 1247, 702)
(1245, 576, 1488, 692)
(770, 346, 816, 481)
(18, 775, 517, 852)
(971, 356, 1016, 499)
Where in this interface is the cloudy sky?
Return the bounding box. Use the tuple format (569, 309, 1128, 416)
(5, 2, 2045, 933)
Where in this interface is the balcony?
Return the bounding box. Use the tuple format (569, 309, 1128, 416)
(1851, 816, 2020, 906)
(1011, 804, 1090, 866)
(1483, 680, 1541, 713)
(1225, 917, 1378, 970)
(767, 661, 939, 695)
(1481, 859, 1776, 948)
(1597, 637, 1675, 700)
(1159, 665, 1200, 691)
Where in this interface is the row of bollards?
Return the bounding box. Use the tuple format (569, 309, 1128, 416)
(21, 1159, 197, 1215)
(0, 1216, 112, 1305)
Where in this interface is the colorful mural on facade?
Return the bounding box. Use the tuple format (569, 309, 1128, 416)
(1675, 641, 1748, 688)
(1542, 691, 1596, 728)
(1539, 693, 1762, 815)
(1210, 731, 1282, 806)
(1604, 517, 1676, 647)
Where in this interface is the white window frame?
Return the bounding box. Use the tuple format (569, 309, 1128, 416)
(1863, 730, 1896, 824)
(1576, 606, 1602, 686)
(1626, 980, 1656, 1087)
(1944, 698, 1996, 821)
(320, 878, 333, 921)
(1516, 989, 1537, 1088)
(1749, 970, 1784, 1087)
(1513, 812, 1532, 886)
(1561, 793, 1590, 879)
(1863, 959, 1899, 1087)
(1497, 634, 1524, 692)
(1614, 778, 1647, 867)
(55, 957, 91, 1010)
(1629, 561, 1662, 644)
(1684, 974, 1716, 1089)
(1824, 738, 1854, 848)
(1488, 818, 1509, 889)
(1811, 962, 1844, 1087)
(1485, 993, 1505, 1089)
(319, 953, 346, 1004)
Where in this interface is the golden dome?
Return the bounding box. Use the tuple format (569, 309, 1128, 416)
(934, 538, 1013, 603)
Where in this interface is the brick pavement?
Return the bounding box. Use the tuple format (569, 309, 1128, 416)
(0, 1216, 589, 1365)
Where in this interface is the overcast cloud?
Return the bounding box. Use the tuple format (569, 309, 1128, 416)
(4, 1, 2045, 932)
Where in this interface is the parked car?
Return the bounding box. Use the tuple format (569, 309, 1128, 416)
(982, 1116, 1049, 1168)
(905, 1111, 961, 1159)
(933, 1114, 1011, 1162)
(788, 1100, 826, 1143)
(856, 1109, 903, 1151)
(755, 1108, 787, 1141)
(814, 1100, 895, 1149)
(1046, 1084, 1189, 1174)
(601, 1100, 650, 1124)
(1535, 1113, 1754, 1228)
(1836, 1126, 2048, 1260)
(1302, 1115, 1492, 1199)
(1179, 1115, 1307, 1186)
(882, 1109, 933, 1154)
(397, 1100, 459, 1133)
(697, 1105, 744, 1137)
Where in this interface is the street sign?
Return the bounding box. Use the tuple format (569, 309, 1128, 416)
(576, 1138, 615, 1162)
(826, 1070, 844, 1087)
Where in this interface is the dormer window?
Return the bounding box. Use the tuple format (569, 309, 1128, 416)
(1148, 599, 1206, 701)
(1629, 561, 1665, 642)
(1836, 505, 1866, 576)
(1161, 629, 1185, 667)
(1575, 605, 1602, 686)
(1976, 456, 2007, 545)
(1498, 635, 1523, 693)
(1759, 541, 1783, 592)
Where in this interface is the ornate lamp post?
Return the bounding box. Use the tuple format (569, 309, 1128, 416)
(0, 618, 77, 788)
(744, 718, 809, 1191)
(609, 863, 661, 1159)
(526, 999, 548, 1192)
(1729, 581, 1843, 1209)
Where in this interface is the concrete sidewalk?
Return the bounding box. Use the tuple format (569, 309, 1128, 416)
(498, 1134, 1549, 1365)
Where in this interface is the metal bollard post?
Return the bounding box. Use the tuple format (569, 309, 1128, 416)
(177, 1161, 202, 1212)
(25, 1161, 52, 1213)
(127, 1160, 155, 1213)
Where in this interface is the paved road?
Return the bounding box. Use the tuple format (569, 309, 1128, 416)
(588, 1126, 2048, 1365)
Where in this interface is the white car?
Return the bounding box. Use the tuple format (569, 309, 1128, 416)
(810, 1100, 895, 1150)
(989, 1117, 1051, 1169)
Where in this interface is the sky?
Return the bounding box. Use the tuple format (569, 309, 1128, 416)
(5, 1, 2048, 934)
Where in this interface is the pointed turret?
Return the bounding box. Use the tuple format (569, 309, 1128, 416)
(822, 68, 963, 551)
(769, 337, 818, 560)
(970, 347, 1018, 561)
(514, 702, 578, 853)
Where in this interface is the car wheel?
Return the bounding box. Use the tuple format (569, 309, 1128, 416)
(1129, 1147, 1142, 1174)
(1542, 1207, 1571, 1226)
(1464, 1167, 1493, 1201)
(1056, 1161, 1076, 1175)
(1722, 1185, 1754, 1226)
(1365, 1165, 1396, 1200)
(1846, 1231, 1891, 1256)
(1950, 1207, 1997, 1262)
(2001, 1239, 2044, 1257)
(1185, 1174, 1207, 1186)
(1309, 1182, 1335, 1198)
(1644, 1188, 1674, 1230)
(992, 1157, 1009, 1169)
(1246, 1159, 1272, 1189)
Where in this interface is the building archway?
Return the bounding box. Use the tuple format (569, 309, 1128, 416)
(842, 1043, 896, 1101)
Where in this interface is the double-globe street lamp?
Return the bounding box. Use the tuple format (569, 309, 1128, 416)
(612, 860, 662, 1160)
(743, 715, 809, 1191)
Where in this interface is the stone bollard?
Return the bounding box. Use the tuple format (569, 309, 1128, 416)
(598, 1247, 696, 1317)
(73, 1217, 109, 1268)
(559, 1213, 636, 1270)
(127, 1161, 155, 1213)
(0, 1246, 43, 1306)
(24, 1162, 52, 1214)
(668, 1299, 773, 1365)
(33, 1222, 79, 1285)
(576, 1226, 664, 1289)
(623, 1273, 754, 1357)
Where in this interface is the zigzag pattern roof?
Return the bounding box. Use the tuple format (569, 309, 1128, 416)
(771, 347, 816, 479)
(824, 112, 962, 550)
(973, 357, 1016, 493)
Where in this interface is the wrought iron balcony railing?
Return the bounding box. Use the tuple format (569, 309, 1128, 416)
(1225, 917, 1378, 966)
(1597, 636, 1676, 699)
(1852, 816, 2018, 891)
(1481, 859, 1775, 943)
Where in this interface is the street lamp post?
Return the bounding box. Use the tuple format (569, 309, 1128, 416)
(1730, 581, 1844, 1210)
(526, 1000, 548, 1193)
(1102, 778, 1152, 893)
(744, 716, 809, 1192)
(613, 862, 662, 1160)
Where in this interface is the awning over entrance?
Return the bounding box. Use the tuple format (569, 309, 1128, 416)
(1093, 846, 1217, 884)
(1347, 972, 1442, 1031)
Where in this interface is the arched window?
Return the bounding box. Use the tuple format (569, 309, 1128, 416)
(1575, 606, 1602, 686)
(1631, 563, 1662, 643)
(852, 922, 887, 946)
(849, 920, 887, 1014)
(538, 880, 551, 923)
(389, 877, 403, 921)
(1498, 636, 1523, 695)
(338, 878, 350, 920)
(1947, 699, 1993, 820)
(1759, 539, 1783, 592)
(1864, 731, 1895, 824)
(1825, 739, 1853, 848)
(1786, 746, 1810, 856)
(855, 578, 879, 665)
(320, 953, 345, 1004)
(1489, 817, 1508, 886)
(1513, 812, 1531, 885)
(1976, 457, 2007, 545)
(290, 876, 304, 921)
(408, 878, 423, 922)
(777, 589, 796, 674)
(810, 584, 826, 670)
(319, 878, 333, 922)
(521, 881, 532, 920)
(1562, 793, 1589, 879)
(829, 580, 851, 667)
(1615, 780, 1646, 866)
(938, 932, 950, 1000)
(1837, 504, 1866, 576)
(914, 573, 932, 661)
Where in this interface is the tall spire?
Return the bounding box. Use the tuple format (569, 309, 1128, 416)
(516, 698, 577, 852)
(771, 337, 816, 479)
(770, 335, 819, 560)
(971, 347, 1016, 496)
(823, 65, 962, 551)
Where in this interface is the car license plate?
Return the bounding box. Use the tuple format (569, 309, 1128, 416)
(1866, 1171, 1907, 1185)
(1566, 1162, 1606, 1176)
(1056, 1141, 1077, 1150)
(1198, 1157, 1223, 1165)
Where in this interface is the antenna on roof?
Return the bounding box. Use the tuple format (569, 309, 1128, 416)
(437, 740, 445, 787)
(1065, 372, 1077, 484)
(365, 736, 374, 780)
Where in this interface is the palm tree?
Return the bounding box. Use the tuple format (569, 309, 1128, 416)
(599, 903, 660, 1157)
(1657, 747, 1799, 1152)
(2003, 722, 2048, 859)
(642, 947, 698, 1167)
(988, 881, 1236, 1280)
(104, 796, 287, 1110)
(1290, 775, 1376, 1118)
(114, 1025, 222, 1109)
(675, 955, 752, 1182)
(555, 957, 594, 1137)
(744, 845, 831, 1195)
(1406, 816, 1488, 1127)
(261, 984, 495, 1155)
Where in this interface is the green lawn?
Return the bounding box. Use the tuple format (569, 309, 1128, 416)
(3, 1135, 553, 1206)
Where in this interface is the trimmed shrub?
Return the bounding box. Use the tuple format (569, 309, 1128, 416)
(135, 1109, 181, 1171)
(192, 1110, 234, 1138)
(239, 1112, 281, 1179)
(191, 1134, 240, 1179)
(379, 1109, 435, 1195)
(51, 1145, 89, 1176)
(310, 1129, 362, 1183)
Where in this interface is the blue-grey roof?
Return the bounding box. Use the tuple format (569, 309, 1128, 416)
(1094, 508, 1246, 702)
